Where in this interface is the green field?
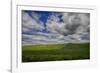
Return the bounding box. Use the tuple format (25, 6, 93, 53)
(22, 43, 90, 62)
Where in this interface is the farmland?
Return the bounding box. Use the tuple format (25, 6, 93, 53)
(22, 43, 90, 62)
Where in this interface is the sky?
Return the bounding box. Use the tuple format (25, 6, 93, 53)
(22, 10, 90, 45)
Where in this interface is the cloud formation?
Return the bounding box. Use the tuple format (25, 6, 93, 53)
(46, 12, 90, 36)
(22, 11, 45, 33)
(22, 11, 90, 45)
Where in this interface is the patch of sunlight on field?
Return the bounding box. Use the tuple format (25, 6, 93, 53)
(22, 44, 66, 51)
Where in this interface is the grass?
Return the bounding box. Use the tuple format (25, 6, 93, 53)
(22, 43, 90, 62)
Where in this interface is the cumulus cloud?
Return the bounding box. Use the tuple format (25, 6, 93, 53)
(22, 11, 44, 33)
(22, 33, 63, 45)
(46, 14, 66, 34)
(22, 11, 90, 45)
(22, 11, 46, 45)
(46, 12, 90, 41)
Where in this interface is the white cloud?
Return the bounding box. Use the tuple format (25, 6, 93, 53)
(22, 11, 44, 32)
(22, 11, 90, 45)
(22, 31, 67, 45)
(63, 13, 90, 35)
(46, 12, 90, 36)
(46, 14, 67, 34)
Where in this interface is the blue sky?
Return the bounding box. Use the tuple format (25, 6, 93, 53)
(23, 10, 64, 33)
(22, 10, 90, 45)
